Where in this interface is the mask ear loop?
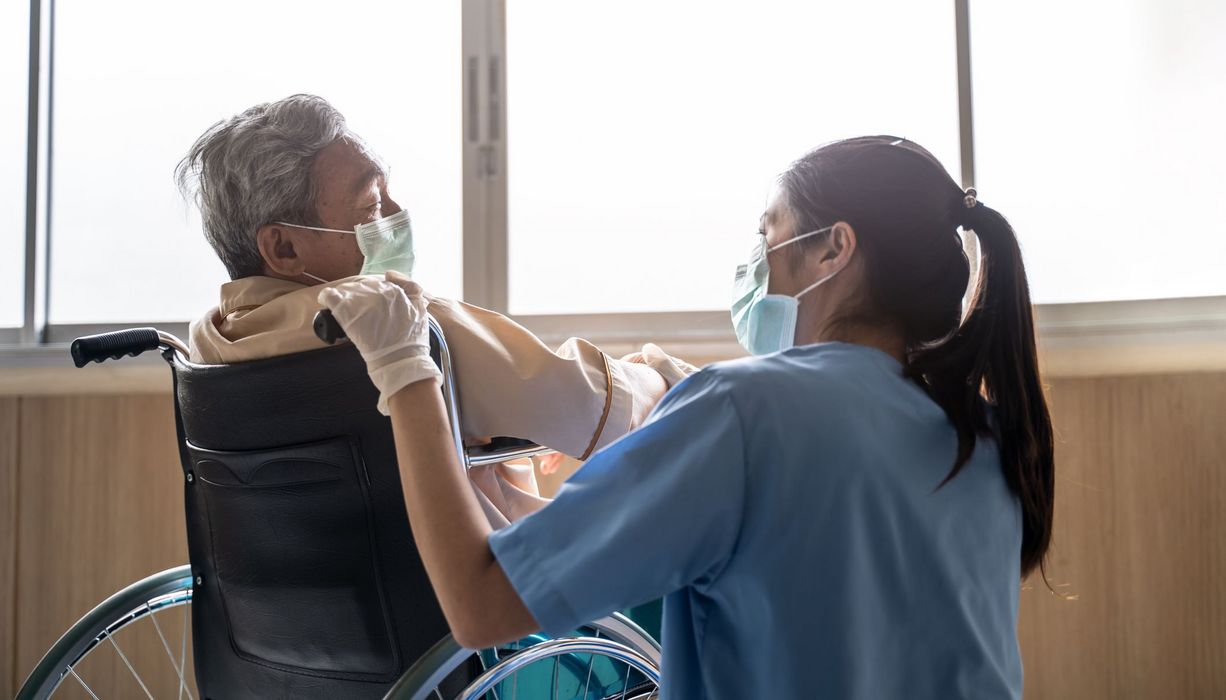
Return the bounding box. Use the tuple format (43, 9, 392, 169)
(273, 221, 356, 235)
(766, 225, 834, 253)
(783, 225, 846, 299)
(272, 223, 361, 284)
(793, 266, 844, 300)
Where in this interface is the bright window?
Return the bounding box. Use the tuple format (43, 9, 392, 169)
(49, 0, 461, 324)
(506, 0, 961, 315)
(0, 0, 28, 328)
(972, 0, 1226, 303)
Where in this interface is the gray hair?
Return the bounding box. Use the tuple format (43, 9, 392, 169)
(175, 94, 358, 279)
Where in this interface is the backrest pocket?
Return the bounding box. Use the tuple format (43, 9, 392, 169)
(188, 436, 400, 679)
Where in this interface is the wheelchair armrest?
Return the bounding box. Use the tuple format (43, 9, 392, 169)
(466, 437, 554, 468)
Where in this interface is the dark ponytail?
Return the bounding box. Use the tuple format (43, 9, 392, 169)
(781, 136, 1055, 579)
(911, 202, 1055, 579)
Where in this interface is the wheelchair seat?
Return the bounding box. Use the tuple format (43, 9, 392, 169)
(171, 341, 449, 698)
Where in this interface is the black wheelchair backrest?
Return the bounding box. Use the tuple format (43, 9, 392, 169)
(170, 342, 447, 699)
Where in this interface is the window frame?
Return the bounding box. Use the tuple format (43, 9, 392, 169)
(3, 0, 1225, 377)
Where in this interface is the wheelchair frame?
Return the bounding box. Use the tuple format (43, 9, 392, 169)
(16, 319, 661, 699)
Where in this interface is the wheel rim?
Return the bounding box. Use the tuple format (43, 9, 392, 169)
(16, 566, 197, 700)
(458, 636, 661, 700)
(384, 613, 661, 700)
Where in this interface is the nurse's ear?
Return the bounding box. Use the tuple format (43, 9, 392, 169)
(813, 221, 857, 276)
(256, 224, 308, 278)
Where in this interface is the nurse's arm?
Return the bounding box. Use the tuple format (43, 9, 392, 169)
(386, 379, 539, 649)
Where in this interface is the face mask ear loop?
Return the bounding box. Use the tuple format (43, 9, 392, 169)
(302, 271, 329, 284)
(793, 262, 847, 300)
(766, 225, 834, 254)
(273, 221, 356, 235)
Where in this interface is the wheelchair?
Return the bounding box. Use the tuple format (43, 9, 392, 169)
(16, 315, 661, 699)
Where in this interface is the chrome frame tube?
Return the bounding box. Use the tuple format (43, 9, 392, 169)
(466, 444, 554, 468)
(430, 315, 470, 468)
(157, 331, 189, 358)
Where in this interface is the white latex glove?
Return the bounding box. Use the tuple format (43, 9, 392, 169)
(627, 343, 699, 389)
(318, 271, 441, 415)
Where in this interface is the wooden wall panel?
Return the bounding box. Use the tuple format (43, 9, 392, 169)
(1, 398, 18, 697)
(1018, 373, 1226, 699)
(14, 395, 188, 697)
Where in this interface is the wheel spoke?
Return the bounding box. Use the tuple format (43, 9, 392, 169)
(618, 661, 631, 700)
(491, 657, 502, 700)
(68, 666, 102, 700)
(480, 645, 503, 699)
(150, 606, 196, 700)
(107, 632, 156, 700)
(180, 603, 192, 700)
(552, 654, 560, 700)
(581, 649, 596, 699)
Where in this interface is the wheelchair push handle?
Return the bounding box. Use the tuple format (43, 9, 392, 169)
(70, 327, 162, 367)
(313, 309, 346, 345)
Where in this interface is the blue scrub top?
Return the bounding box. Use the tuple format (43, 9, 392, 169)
(489, 342, 1023, 699)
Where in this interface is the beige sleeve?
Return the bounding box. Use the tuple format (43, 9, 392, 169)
(428, 297, 667, 458)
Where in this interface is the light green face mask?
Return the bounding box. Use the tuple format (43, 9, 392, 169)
(730, 226, 838, 355)
(276, 209, 415, 281)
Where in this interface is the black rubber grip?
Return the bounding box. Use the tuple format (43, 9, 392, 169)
(314, 309, 347, 345)
(70, 328, 161, 368)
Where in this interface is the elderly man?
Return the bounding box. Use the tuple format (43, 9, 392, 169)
(177, 94, 679, 525)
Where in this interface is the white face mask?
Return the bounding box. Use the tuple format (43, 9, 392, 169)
(276, 209, 415, 283)
(730, 227, 843, 355)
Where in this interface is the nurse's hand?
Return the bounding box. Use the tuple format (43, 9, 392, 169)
(623, 343, 699, 389)
(537, 451, 569, 475)
(318, 272, 441, 415)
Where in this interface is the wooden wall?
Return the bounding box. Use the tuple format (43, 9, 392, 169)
(3, 396, 189, 698)
(1017, 373, 1226, 698)
(1, 374, 1224, 697)
(2, 398, 18, 697)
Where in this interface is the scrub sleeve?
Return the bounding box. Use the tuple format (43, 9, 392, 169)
(488, 371, 747, 638)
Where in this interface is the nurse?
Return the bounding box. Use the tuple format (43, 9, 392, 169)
(320, 135, 1054, 699)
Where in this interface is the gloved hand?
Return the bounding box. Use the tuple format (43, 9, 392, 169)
(624, 343, 699, 389)
(318, 271, 440, 415)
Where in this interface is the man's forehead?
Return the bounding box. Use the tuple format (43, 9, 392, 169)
(312, 139, 388, 195)
(346, 137, 389, 179)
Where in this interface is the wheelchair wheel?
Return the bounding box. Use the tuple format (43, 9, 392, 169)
(16, 565, 197, 700)
(384, 613, 661, 700)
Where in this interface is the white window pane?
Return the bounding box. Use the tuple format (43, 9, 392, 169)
(508, 1, 960, 315)
(973, 0, 1226, 303)
(0, 0, 28, 328)
(50, 0, 460, 324)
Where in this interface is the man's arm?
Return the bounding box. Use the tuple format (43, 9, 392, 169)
(428, 298, 667, 457)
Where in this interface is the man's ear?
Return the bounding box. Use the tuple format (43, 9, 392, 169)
(256, 224, 306, 277)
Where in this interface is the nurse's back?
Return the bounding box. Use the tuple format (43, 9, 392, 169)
(699, 342, 1022, 698)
